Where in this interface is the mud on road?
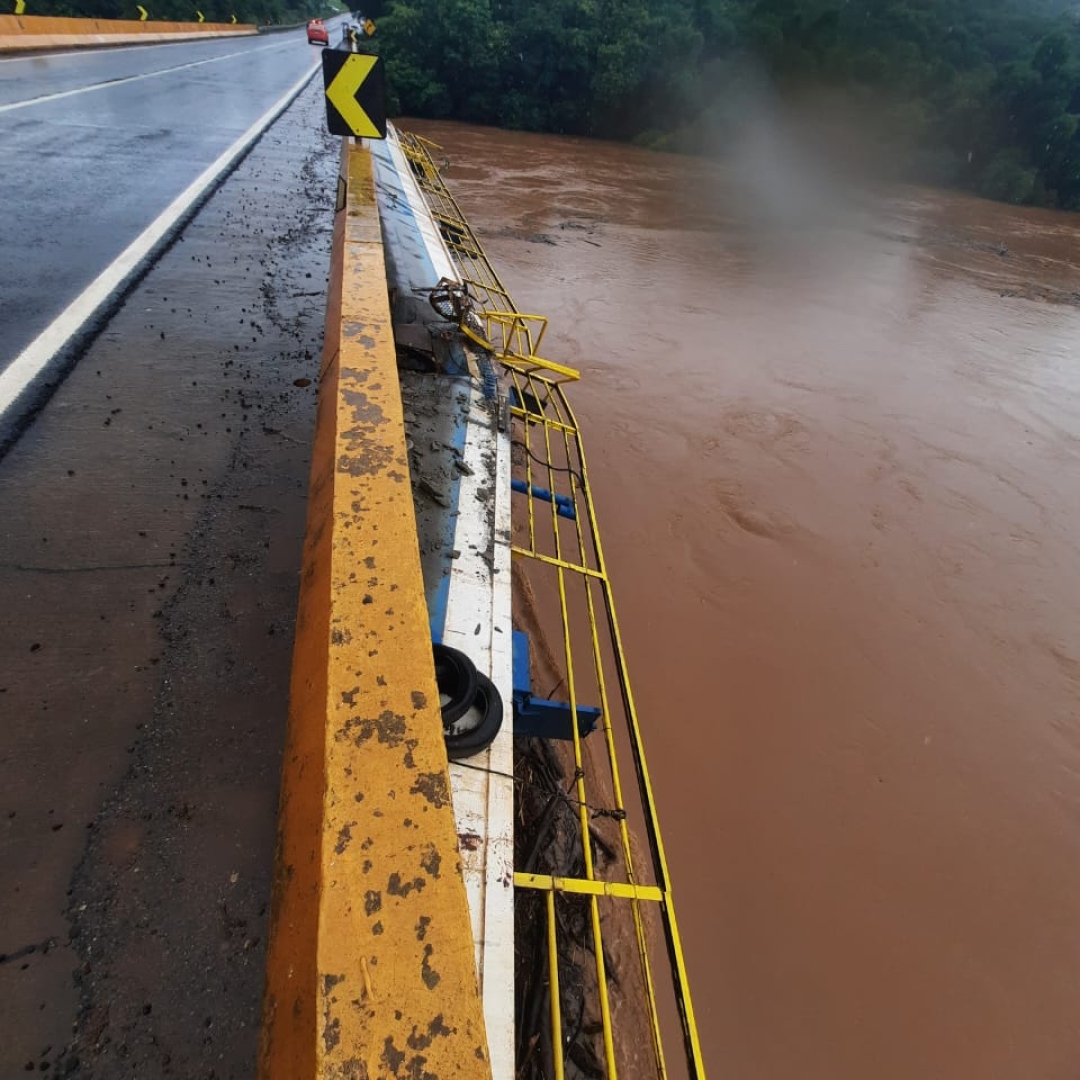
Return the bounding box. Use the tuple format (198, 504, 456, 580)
(0, 81, 336, 1078)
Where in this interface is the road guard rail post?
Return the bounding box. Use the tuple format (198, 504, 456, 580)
(257, 138, 493, 1080)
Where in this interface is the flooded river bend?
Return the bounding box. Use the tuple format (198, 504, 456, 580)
(407, 119, 1080, 1080)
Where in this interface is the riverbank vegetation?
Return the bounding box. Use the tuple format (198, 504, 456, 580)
(369, 0, 1080, 209)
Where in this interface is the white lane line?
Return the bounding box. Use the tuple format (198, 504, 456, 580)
(0, 38, 294, 112)
(0, 34, 263, 63)
(0, 61, 319, 420)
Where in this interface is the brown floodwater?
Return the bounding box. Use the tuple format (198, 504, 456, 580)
(405, 117, 1080, 1079)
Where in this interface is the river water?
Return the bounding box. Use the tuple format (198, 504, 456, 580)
(405, 118, 1080, 1079)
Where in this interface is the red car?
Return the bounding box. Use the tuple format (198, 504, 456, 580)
(307, 19, 329, 45)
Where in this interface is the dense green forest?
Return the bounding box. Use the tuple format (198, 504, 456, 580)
(364, 0, 1080, 208)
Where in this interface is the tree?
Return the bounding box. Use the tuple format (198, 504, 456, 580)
(363, 0, 1080, 208)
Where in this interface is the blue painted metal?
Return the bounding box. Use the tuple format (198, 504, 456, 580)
(511, 630, 600, 740)
(478, 353, 498, 401)
(510, 478, 576, 520)
(439, 336, 472, 378)
(512, 629, 531, 696)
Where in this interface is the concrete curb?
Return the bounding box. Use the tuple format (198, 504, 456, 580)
(0, 13, 256, 51)
(258, 139, 494, 1080)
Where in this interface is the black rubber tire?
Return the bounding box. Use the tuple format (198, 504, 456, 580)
(434, 643, 479, 727)
(445, 672, 504, 761)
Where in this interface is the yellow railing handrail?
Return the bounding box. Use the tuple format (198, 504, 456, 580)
(482, 311, 580, 383)
(395, 122, 708, 1080)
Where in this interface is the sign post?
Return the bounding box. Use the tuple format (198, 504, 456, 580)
(322, 51, 386, 139)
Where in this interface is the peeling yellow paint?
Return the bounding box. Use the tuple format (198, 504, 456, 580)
(258, 140, 492, 1080)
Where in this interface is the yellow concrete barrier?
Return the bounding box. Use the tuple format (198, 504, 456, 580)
(258, 139, 493, 1080)
(0, 14, 256, 50)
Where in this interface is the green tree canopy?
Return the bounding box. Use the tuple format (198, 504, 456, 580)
(368, 0, 1080, 208)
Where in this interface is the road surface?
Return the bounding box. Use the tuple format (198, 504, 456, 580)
(0, 61, 338, 1078)
(0, 25, 339, 444)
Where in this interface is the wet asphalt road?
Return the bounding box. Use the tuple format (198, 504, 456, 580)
(0, 76, 338, 1077)
(0, 26, 334, 374)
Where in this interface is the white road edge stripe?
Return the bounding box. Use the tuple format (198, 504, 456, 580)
(0, 36, 256, 64)
(0, 37, 294, 113)
(0, 60, 320, 420)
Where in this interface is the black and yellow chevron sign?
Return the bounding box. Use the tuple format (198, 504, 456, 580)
(321, 51, 386, 140)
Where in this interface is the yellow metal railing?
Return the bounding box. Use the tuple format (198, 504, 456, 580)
(398, 130, 520, 317)
(482, 311, 580, 383)
(397, 125, 707, 1080)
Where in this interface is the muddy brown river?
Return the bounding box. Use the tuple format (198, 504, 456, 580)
(407, 118, 1080, 1079)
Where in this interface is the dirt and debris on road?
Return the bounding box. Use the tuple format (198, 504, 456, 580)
(0, 82, 337, 1078)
